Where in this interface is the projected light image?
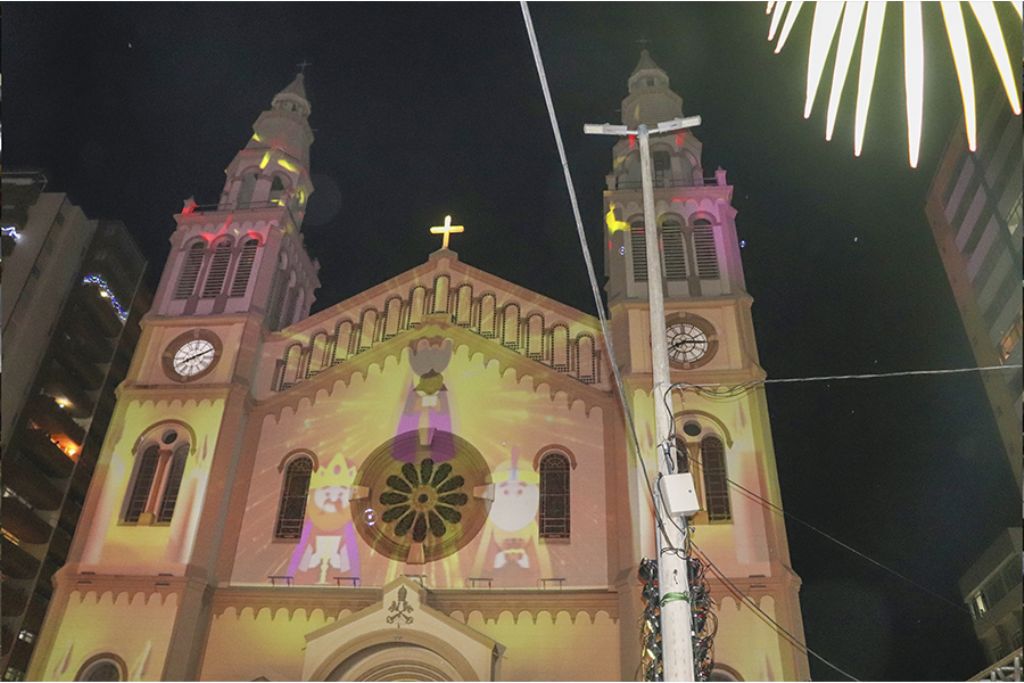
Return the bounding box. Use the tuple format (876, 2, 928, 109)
(231, 334, 607, 589)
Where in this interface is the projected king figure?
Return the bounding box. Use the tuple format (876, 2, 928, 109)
(288, 453, 362, 585)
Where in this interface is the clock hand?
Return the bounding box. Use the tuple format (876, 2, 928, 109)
(182, 348, 214, 364)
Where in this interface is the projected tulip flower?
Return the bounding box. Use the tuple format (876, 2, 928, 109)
(380, 460, 468, 543)
(767, 0, 1022, 167)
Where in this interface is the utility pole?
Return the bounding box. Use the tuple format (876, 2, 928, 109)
(585, 115, 701, 681)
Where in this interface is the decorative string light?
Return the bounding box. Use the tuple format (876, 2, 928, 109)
(768, 1, 1023, 167)
(82, 274, 128, 322)
(2, 225, 21, 241)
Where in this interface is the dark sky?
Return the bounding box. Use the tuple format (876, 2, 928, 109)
(4, 3, 1020, 680)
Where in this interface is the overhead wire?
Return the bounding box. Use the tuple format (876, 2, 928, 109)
(690, 541, 862, 682)
(662, 363, 1022, 615)
(518, 0, 677, 550)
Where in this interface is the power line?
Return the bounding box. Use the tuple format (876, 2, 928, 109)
(690, 541, 862, 682)
(670, 363, 1021, 396)
(518, 1, 676, 550)
(661, 371, 984, 615)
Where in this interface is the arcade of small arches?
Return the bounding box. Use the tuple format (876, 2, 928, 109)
(272, 280, 604, 392)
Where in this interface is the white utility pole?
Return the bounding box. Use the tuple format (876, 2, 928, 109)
(585, 115, 701, 682)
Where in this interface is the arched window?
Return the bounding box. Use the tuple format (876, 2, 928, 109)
(630, 221, 647, 282)
(700, 436, 731, 521)
(662, 218, 687, 281)
(173, 241, 206, 299)
(230, 238, 260, 297)
(275, 456, 313, 539)
(269, 175, 287, 203)
(76, 656, 124, 681)
(538, 453, 571, 538)
(157, 445, 189, 523)
(237, 172, 258, 208)
(653, 150, 672, 185)
(674, 437, 690, 473)
(124, 445, 160, 523)
(201, 239, 233, 298)
(123, 427, 190, 525)
(692, 219, 720, 279)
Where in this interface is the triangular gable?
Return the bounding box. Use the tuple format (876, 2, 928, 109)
(302, 577, 501, 681)
(258, 317, 614, 416)
(263, 250, 607, 393)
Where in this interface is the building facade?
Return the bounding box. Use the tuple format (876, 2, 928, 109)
(29, 57, 809, 681)
(1, 173, 151, 680)
(924, 85, 1023, 670)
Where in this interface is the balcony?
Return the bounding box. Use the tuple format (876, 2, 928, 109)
(2, 496, 53, 545)
(40, 374, 95, 420)
(25, 394, 86, 446)
(61, 316, 115, 364)
(18, 430, 73, 480)
(1, 538, 40, 580)
(72, 285, 123, 338)
(1, 584, 27, 618)
(50, 342, 107, 392)
(3, 459, 63, 511)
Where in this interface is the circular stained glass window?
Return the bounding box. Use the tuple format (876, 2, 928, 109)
(352, 429, 491, 564)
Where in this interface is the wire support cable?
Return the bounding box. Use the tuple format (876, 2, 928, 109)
(669, 363, 1022, 399)
(659, 364, 1022, 615)
(689, 541, 861, 682)
(519, 0, 677, 551)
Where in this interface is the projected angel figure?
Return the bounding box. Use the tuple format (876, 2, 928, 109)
(394, 337, 455, 462)
(472, 448, 551, 577)
(287, 452, 362, 585)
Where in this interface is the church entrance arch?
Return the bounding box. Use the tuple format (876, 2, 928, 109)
(326, 642, 461, 681)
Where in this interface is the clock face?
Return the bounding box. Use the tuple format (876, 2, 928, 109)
(172, 339, 216, 378)
(667, 322, 709, 365)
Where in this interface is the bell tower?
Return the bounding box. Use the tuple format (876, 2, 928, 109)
(28, 73, 323, 682)
(152, 72, 320, 330)
(603, 52, 811, 680)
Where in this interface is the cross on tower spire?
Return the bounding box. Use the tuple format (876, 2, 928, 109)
(296, 59, 312, 74)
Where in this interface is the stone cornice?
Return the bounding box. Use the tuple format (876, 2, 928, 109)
(209, 585, 619, 624)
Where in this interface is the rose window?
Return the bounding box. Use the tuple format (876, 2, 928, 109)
(352, 429, 490, 564)
(381, 459, 471, 541)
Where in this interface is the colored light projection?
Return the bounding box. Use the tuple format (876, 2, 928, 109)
(768, 1, 1023, 167)
(232, 333, 608, 589)
(76, 397, 224, 572)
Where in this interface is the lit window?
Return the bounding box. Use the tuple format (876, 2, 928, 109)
(17, 630, 35, 643)
(998, 317, 1022, 362)
(973, 591, 988, 617)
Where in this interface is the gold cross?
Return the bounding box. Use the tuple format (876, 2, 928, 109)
(429, 215, 464, 250)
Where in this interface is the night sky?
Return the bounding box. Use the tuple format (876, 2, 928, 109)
(4, 3, 1020, 680)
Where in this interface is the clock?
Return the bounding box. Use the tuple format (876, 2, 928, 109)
(666, 316, 718, 368)
(163, 330, 222, 381)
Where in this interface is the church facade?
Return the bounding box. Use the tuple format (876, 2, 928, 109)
(28, 55, 810, 682)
